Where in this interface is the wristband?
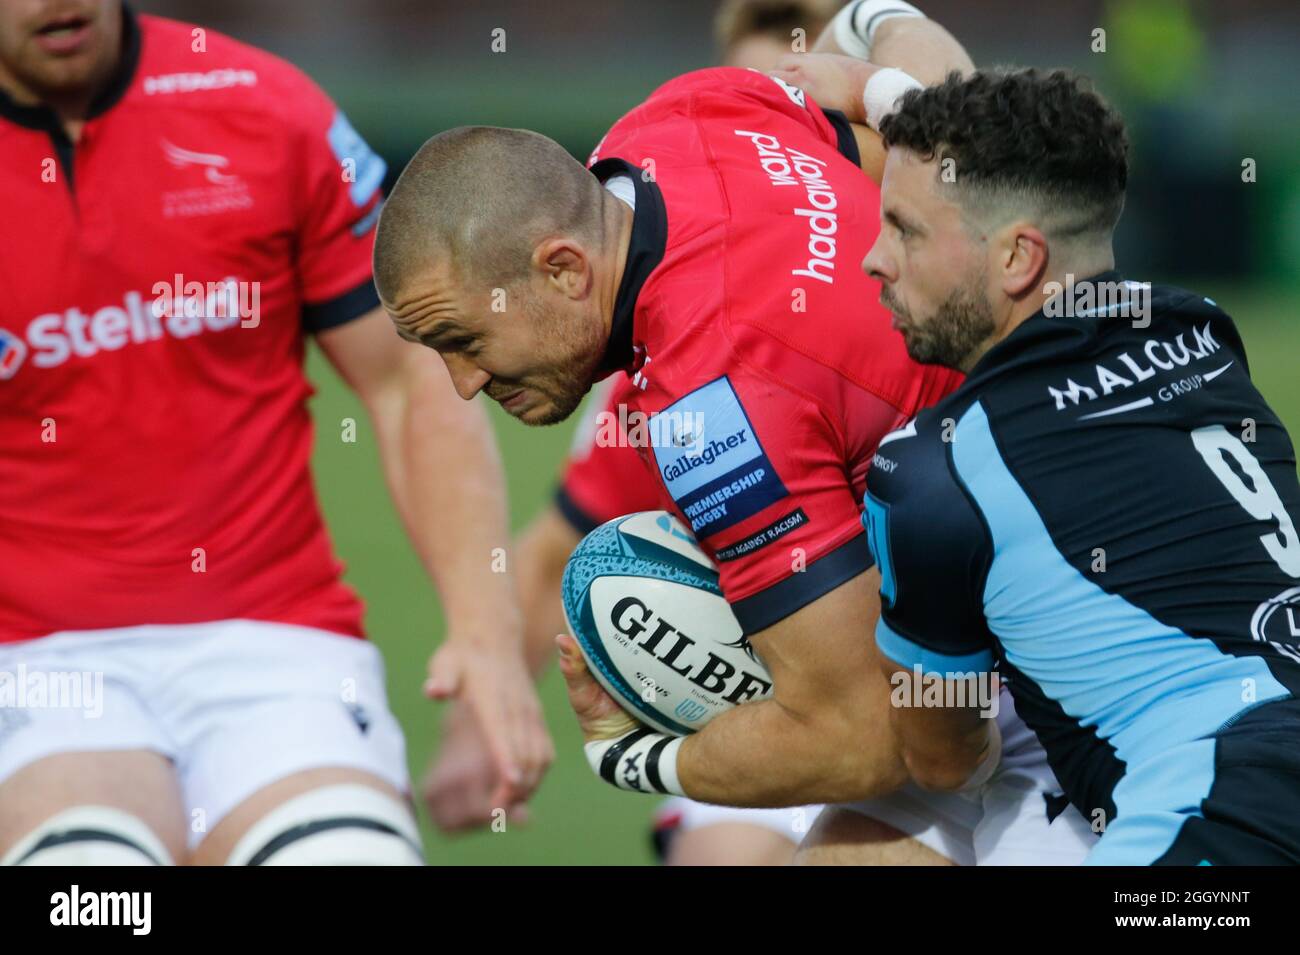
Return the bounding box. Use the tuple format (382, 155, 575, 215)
(584, 727, 685, 795)
(957, 718, 1003, 793)
(863, 66, 924, 131)
(830, 0, 926, 61)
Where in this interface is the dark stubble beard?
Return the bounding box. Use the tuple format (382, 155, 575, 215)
(882, 274, 996, 372)
(509, 294, 606, 426)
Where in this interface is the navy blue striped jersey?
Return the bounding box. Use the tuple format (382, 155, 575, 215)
(863, 272, 1300, 823)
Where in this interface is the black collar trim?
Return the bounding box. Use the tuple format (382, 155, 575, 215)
(0, 2, 141, 130)
(967, 269, 1124, 378)
(590, 157, 668, 375)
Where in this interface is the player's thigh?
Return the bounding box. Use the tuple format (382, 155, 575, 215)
(654, 799, 813, 866)
(666, 823, 798, 866)
(190, 766, 422, 865)
(0, 750, 187, 864)
(794, 806, 956, 866)
(162, 621, 412, 859)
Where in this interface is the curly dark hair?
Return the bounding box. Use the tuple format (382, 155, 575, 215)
(880, 68, 1129, 237)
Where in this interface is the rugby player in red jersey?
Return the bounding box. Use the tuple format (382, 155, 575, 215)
(444, 0, 845, 866)
(376, 2, 1099, 866)
(0, 1, 550, 865)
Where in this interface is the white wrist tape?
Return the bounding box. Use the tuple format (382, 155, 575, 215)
(585, 728, 685, 796)
(863, 66, 924, 131)
(831, 0, 926, 61)
(957, 718, 1003, 793)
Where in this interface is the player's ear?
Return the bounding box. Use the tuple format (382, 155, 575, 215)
(997, 222, 1047, 298)
(534, 237, 592, 300)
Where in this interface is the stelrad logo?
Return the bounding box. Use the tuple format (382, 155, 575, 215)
(1, 277, 256, 380)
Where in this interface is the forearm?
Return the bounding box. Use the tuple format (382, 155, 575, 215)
(677, 665, 906, 806)
(885, 669, 992, 791)
(814, 3, 974, 83)
(513, 507, 580, 676)
(368, 361, 522, 648)
(856, 15, 973, 84)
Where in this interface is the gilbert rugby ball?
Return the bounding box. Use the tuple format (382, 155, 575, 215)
(561, 510, 774, 736)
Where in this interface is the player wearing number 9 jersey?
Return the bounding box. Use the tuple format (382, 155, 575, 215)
(861, 68, 1300, 865)
(868, 277, 1300, 865)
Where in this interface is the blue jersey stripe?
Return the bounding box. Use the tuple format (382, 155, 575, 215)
(1085, 738, 1217, 864)
(876, 617, 995, 674)
(951, 401, 1289, 766)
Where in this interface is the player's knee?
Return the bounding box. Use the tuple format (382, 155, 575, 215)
(1, 806, 175, 866)
(224, 784, 424, 866)
(665, 824, 798, 866)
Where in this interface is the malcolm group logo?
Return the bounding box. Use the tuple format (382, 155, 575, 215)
(1047, 320, 1230, 419)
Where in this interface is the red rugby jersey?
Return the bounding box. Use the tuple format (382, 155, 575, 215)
(0, 9, 386, 642)
(585, 67, 963, 634)
(555, 376, 664, 533)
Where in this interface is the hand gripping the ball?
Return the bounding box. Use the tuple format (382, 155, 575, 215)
(556, 633, 640, 743)
(557, 633, 686, 796)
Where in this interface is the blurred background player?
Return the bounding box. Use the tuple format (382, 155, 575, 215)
(0, 0, 550, 865)
(714, 0, 839, 69)
(423, 0, 838, 865)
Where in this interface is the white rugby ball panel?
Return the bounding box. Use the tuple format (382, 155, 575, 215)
(613, 511, 716, 574)
(561, 511, 774, 737)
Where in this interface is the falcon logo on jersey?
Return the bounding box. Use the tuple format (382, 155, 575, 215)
(163, 140, 239, 185)
(0, 328, 27, 380)
(160, 141, 252, 217)
(651, 377, 788, 537)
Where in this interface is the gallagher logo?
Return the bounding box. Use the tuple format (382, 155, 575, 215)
(0, 328, 26, 380)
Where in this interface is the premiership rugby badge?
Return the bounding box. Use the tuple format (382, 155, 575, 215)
(650, 377, 788, 538)
(0, 328, 26, 380)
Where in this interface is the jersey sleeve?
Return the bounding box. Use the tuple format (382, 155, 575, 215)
(723, 68, 861, 167)
(289, 78, 387, 332)
(594, 67, 858, 171)
(647, 370, 888, 635)
(863, 413, 998, 673)
(555, 377, 665, 533)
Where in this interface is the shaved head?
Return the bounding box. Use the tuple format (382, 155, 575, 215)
(373, 126, 607, 302)
(372, 126, 634, 427)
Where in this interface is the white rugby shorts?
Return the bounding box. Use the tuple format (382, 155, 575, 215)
(0, 619, 410, 849)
